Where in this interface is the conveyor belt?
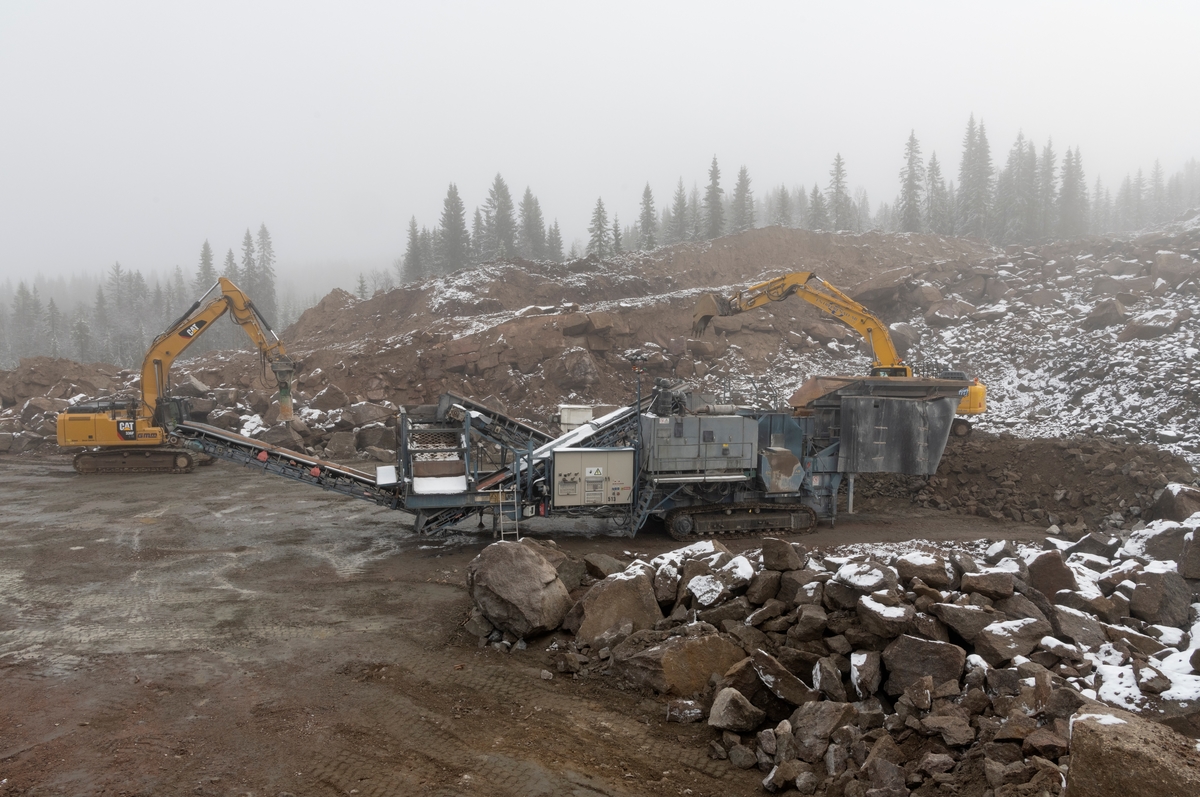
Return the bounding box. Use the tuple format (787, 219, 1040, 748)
(174, 420, 401, 507)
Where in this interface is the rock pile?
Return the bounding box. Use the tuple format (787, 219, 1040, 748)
(858, 432, 1198, 533)
(467, 522, 1200, 794)
(0, 355, 399, 466)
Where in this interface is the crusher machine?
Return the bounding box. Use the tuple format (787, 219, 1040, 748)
(169, 375, 965, 540)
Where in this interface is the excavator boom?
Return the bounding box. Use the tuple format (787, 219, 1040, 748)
(693, 271, 906, 371)
(692, 270, 987, 431)
(58, 276, 295, 473)
(142, 277, 294, 421)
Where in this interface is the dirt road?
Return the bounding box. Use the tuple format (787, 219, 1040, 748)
(0, 455, 1044, 796)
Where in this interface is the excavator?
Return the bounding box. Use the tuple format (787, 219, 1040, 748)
(692, 271, 986, 436)
(57, 277, 295, 474)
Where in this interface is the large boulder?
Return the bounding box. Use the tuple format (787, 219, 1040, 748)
(1181, 527, 1200, 580)
(467, 542, 572, 638)
(974, 618, 1054, 666)
(760, 538, 804, 571)
(1082, 298, 1126, 330)
(1026, 550, 1079, 596)
(1067, 708, 1200, 796)
(960, 570, 1015, 600)
(343, 401, 393, 427)
(751, 649, 819, 706)
(856, 594, 914, 638)
(572, 566, 664, 647)
(880, 635, 966, 696)
(708, 687, 765, 732)
(1152, 484, 1200, 523)
(893, 551, 954, 588)
(787, 701, 857, 763)
(323, 430, 358, 461)
(611, 624, 745, 696)
(519, 538, 586, 591)
(1129, 566, 1191, 628)
(311, 384, 349, 410)
(257, 422, 305, 449)
(930, 603, 1006, 643)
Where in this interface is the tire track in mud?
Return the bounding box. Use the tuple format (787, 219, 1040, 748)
(304, 658, 739, 797)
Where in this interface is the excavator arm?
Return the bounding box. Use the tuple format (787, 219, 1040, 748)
(693, 271, 907, 372)
(141, 277, 294, 422)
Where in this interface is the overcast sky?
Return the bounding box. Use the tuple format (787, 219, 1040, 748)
(1, 1, 1197, 294)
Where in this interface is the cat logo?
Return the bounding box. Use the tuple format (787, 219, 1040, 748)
(117, 420, 137, 441)
(178, 319, 208, 338)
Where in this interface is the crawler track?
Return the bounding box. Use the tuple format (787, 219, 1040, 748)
(72, 447, 196, 474)
(664, 501, 817, 541)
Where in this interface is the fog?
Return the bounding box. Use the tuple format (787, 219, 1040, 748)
(1, 1, 1198, 296)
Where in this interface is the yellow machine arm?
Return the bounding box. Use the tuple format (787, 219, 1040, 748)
(141, 277, 294, 421)
(693, 271, 908, 373)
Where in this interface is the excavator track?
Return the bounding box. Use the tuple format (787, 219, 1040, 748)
(664, 501, 817, 541)
(72, 448, 197, 475)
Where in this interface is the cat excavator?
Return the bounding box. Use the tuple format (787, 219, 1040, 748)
(692, 271, 986, 435)
(57, 277, 295, 473)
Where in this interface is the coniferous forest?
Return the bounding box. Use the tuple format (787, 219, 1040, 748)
(2, 116, 1198, 370)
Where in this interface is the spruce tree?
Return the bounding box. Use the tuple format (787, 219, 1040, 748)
(194, 240, 216, 293)
(688, 185, 703, 241)
(826, 154, 853, 230)
(794, 186, 809, 229)
(1150, 161, 1167, 223)
(703, 156, 725, 239)
(403, 216, 425, 281)
(586, 198, 611, 258)
(470, 208, 486, 264)
(898, 132, 925, 233)
(926, 153, 950, 235)
(484, 174, 517, 259)
(255, 224, 277, 321)
(669, 179, 688, 244)
(171, 265, 188, 311)
(10, 282, 39, 357)
(356, 274, 369, 299)
(1037, 140, 1058, 238)
(438, 183, 470, 271)
(807, 185, 830, 231)
(611, 215, 622, 254)
(546, 221, 564, 263)
(855, 189, 873, 232)
(517, 187, 546, 259)
(222, 248, 239, 284)
(92, 286, 112, 364)
(771, 184, 792, 227)
(46, 298, 61, 357)
(418, 226, 436, 269)
(638, 184, 657, 250)
(956, 114, 994, 239)
(1058, 147, 1089, 237)
(730, 166, 755, 233)
(71, 312, 90, 363)
(240, 230, 258, 300)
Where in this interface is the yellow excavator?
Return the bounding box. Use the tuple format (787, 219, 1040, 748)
(693, 271, 986, 435)
(57, 277, 295, 473)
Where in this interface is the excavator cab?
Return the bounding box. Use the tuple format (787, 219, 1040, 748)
(153, 397, 192, 431)
(870, 366, 913, 378)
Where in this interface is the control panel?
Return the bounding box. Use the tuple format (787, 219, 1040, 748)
(551, 448, 635, 507)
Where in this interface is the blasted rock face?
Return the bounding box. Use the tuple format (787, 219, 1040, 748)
(467, 541, 572, 638)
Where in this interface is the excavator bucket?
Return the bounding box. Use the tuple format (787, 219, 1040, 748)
(692, 293, 725, 336)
